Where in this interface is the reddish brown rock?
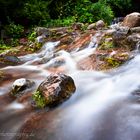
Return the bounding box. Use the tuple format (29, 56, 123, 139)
(122, 12, 140, 28)
(33, 74, 76, 107)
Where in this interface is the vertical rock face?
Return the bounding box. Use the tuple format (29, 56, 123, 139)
(122, 12, 140, 28)
(33, 74, 76, 107)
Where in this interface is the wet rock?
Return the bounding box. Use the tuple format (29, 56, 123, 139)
(132, 89, 140, 96)
(130, 27, 140, 33)
(0, 55, 21, 66)
(35, 27, 49, 36)
(36, 35, 46, 43)
(113, 52, 130, 62)
(122, 12, 140, 28)
(33, 74, 76, 108)
(105, 29, 116, 36)
(112, 17, 124, 24)
(127, 34, 140, 48)
(72, 22, 84, 30)
(19, 38, 28, 45)
(96, 20, 105, 29)
(113, 27, 140, 50)
(12, 78, 35, 96)
(87, 23, 96, 30)
(87, 20, 105, 30)
(112, 26, 133, 49)
(99, 37, 113, 50)
(35, 27, 71, 39)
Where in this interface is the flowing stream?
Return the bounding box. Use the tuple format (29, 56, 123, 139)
(0, 33, 140, 140)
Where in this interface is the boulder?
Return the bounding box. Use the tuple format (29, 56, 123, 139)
(72, 22, 84, 30)
(33, 74, 76, 108)
(96, 20, 105, 29)
(122, 12, 140, 28)
(87, 20, 105, 30)
(35, 27, 49, 36)
(112, 26, 140, 50)
(0, 55, 21, 67)
(87, 23, 96, 30)
(12, 78, 35, 96)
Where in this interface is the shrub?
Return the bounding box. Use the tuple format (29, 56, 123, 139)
(28, 30, 37, 42)
(99, 0, 132, 16)
(74, 1, 114, 24)
(4, 22, 24, 38)
(22, 0, 51, 25)
(42, 16, 76, 27)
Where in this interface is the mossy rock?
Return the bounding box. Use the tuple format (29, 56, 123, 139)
(105, 57, 121, 67)
(32, 74, 76, 108)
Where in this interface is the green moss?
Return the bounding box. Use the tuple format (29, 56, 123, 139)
(99, 40, 114, 50)
(105, 57, 121, 67)
(32, 90, 46, 108)
(26, 42, 42, 52)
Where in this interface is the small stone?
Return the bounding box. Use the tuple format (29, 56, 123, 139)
(72, 23, 84, 30)
(96, 20, 105, 29)
(87, 23, 96, 30)
(12, 78, 35, 96)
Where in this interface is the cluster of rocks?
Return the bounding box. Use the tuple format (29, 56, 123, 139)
(11, 74, 76, 108)
(6, 12, 140, 108)
(111, 12, 140, 50)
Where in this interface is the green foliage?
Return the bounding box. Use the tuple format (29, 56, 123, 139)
(74, 0, 94, 23)
(100, 0, 132, 16)
(103, 0, 132, 9)
(25, 42, 42, 52)
(28, 31, 37, 42)
(22, 0, 51, 25)
(44, 17, 76, 27)
(48, 0, 114, 24)
(0, 0, 135, 27)
(4, 22, 24, 38)
(58, 0, 76, 19)
(91, 2, 114, 24)
(33, 90, 46, 108)
(0, 43, 11, 53)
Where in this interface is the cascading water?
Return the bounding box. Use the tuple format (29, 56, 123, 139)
(0, 32, 140, 140)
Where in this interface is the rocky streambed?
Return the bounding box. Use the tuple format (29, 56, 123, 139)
(0, 12, 140, 140)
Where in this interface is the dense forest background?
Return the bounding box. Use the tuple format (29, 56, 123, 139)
(0, 0, 139, 26)
(0, 0, 139, 49)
